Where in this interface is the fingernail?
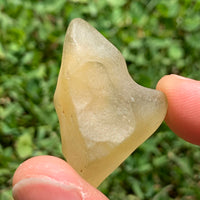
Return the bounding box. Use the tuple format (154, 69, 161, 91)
(13, 177, 82, 200)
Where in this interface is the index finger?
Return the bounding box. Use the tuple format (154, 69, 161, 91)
(156, 74, 200, 145)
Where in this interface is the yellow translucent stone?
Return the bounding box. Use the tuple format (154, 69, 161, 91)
(54, 18, 167, 187)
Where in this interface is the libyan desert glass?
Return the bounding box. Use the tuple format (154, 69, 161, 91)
(54, 18, 167, 187)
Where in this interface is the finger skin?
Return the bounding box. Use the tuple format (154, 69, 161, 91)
(156, 74, 200, 145)
(12, 155, 108, 200)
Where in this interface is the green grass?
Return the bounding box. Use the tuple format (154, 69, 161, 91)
(0, 0, 200, 199)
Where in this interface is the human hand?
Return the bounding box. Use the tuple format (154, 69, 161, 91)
(12, 74, 200, 200)
(156, 74, 200, 145)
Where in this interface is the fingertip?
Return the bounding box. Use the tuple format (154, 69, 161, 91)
(13, 178, 82, 200)
(13, 155, 80, 187)
(13, 156, 108, 200)
(156, 74, 200, 145)
(156, 75, 171, 91)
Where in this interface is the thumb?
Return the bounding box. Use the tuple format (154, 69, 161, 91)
(156, 74, 200, 145)
(12, 155, 108, 200)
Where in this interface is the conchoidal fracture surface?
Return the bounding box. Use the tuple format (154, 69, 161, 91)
(54, 18, 167, 187)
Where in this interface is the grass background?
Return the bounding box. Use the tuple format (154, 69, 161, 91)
(0, 0, 200, 199)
